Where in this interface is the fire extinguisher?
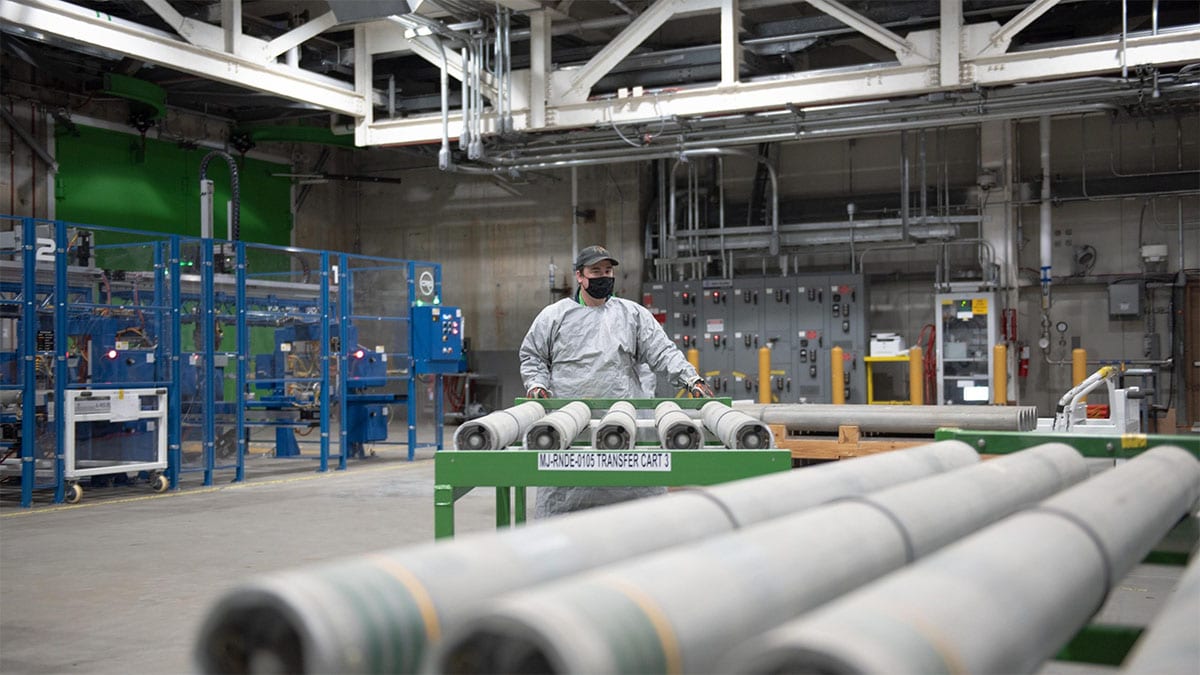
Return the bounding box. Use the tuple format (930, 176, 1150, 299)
(1018, 342, 1030, 378)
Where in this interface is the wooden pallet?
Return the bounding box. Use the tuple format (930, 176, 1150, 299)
(770, 424, 928, 460)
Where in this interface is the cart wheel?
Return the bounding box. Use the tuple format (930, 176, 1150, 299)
(65, 483, 83, 504)
(151, 474, 169, 493)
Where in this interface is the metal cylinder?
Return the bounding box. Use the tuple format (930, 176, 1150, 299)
(194, 442, 978, 674)
(908, 347, 923, 405)
(701, 400, 773, 449)
(686, 348, 700, 374)
(1121, 552, 1200, 674)
(729, 445, 1200, 675)
(654, 401, 704, 449)
(831, 346, 845, 404)
(453, 401, 546, 450)
(592, 401, 637, 450)
(432, 443, 1086, 674)
(757, 347, 771, 404)
(523, 401, 590, 450)
(735, 402, 1038, 433)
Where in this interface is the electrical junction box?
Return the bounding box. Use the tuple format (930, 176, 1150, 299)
(1108, 283, 1142, 318)
(412, 305, 464, 373)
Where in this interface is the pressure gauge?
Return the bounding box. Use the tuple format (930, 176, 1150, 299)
(1055, 321, 1069, 334)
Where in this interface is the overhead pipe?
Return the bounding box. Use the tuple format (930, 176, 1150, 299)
(523, 401, 590, 450)
(434, 444, 1087, 674)
(734, 402, 1039, 433)
(729, 445, 1200, 675)
(700, 400, 773, 449)
(654, 401, 704, 449)
(1040, 115, 1053, 310)
(592, 401, 637, 450)
(453, 401, 546, 450)
(437, 39, 452, 171)
(1121, 552, 1200, 674)
(194, 442, 978, 674)
(900, 130, 910, 241)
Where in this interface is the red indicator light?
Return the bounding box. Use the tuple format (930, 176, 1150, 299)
(105, 349, 118, 360)
(352, 349, 366, 359)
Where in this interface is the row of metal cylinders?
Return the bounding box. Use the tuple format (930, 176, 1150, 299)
(454, 400, 774, 451)
(194, 440, 1200, 674)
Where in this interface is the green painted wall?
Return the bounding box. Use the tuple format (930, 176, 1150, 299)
(54, 124, 294, 400)
(54, 124, 291, 245)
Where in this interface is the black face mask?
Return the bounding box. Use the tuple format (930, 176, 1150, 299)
(583, 276, 614, 300)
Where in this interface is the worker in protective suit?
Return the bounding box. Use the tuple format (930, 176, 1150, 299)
(520, 245, 714, 518)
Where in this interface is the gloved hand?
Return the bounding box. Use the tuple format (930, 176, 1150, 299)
(527, 386, 551, 399)
(688, 379, 715, 398)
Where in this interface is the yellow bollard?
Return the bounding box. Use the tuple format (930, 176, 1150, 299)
(687, 348, 700, 374)
(758, 347, 772, 404)
(993, 344, 1007, 405)
(1072, 347, 1087, 403)
(831, 346, 845, 405)
(909, 346, 924, 406)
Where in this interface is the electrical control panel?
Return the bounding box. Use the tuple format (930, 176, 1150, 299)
(644, 273, 869, 403)
(412, 305, 464, 374)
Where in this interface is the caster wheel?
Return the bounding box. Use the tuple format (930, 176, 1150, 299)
(151, 474, 169, 493)
(65, 483, 83, 504)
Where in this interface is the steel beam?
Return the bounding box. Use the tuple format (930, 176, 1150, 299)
(939, 0, 961, 86)
(552, 0, 722, 103)
(979, 0, 1063, 56)
(721, 0, 741, 85)
(3, 0, 364, 116)
(262, 11, 337, 61)
(970, 27, 1200, 85)
(806, 0, 928, 63)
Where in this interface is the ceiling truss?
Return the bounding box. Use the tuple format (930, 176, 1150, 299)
(3, 0, 1199, 153)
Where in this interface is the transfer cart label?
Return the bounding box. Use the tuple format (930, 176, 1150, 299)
(537, 452, 672, 471)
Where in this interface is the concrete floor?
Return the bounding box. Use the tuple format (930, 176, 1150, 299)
(0, 444, 499, 674)
(0, 440, 1191, 675)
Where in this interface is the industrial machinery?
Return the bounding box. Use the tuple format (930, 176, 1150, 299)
(0, 216, 461, 506)
(935, 291, 999, 405)
(1039, 365, 1143, 434)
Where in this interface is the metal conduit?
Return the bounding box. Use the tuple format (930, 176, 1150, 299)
(453, 401, 546, 450)
(729, 446, 1200, 675)
(194, 442, 978, 674)
(433, 444, 1086, 674)
(654, 401, 704, 449)
(1121, 552, 1200, 674)
(592, 401, 637, 450)
(701, 401, 774, 449)
(734, 403, 1038, 433)
(198, 150, 241, 240)
(523, 401, 590, 450)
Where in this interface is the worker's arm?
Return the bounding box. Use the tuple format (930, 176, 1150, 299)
(632, 302, 702, 390)
(519, 308, 555, 396)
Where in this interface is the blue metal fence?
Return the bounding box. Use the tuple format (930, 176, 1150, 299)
(0, 216, 455, 506)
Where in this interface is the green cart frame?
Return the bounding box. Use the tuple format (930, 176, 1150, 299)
(434, 398, 791, 539)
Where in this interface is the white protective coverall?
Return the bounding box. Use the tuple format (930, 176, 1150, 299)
(519, 295, 701, 517)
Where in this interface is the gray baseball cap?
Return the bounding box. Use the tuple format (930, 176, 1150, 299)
(575, 245, 620, 269)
